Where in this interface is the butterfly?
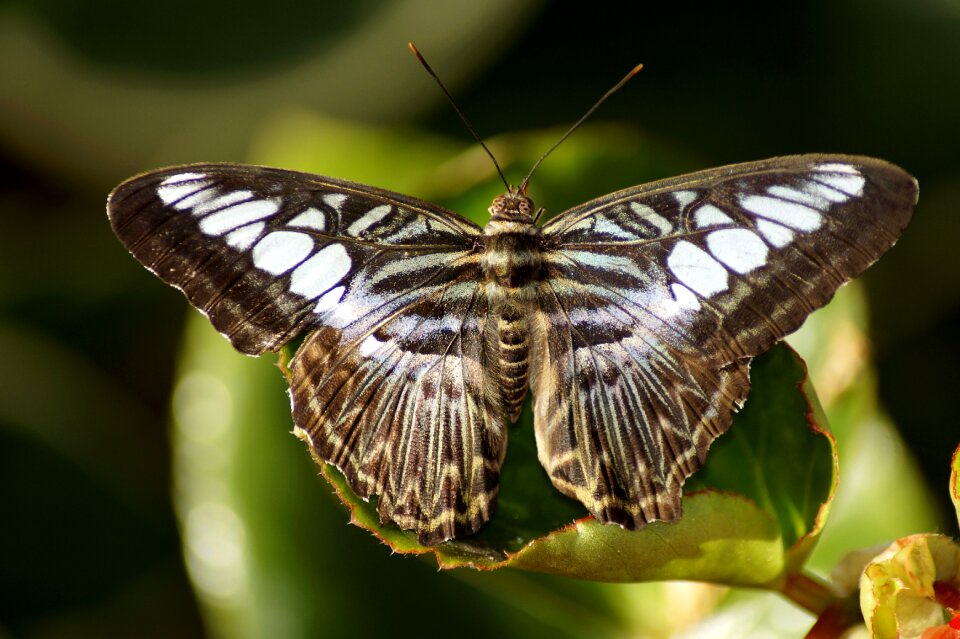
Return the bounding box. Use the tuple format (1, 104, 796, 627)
(107, 152, 917, 544)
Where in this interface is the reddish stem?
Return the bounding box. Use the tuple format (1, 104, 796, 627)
(780, 571, 862, 639)
(804, 598, 862, 639)
(783, 572, 840, 615)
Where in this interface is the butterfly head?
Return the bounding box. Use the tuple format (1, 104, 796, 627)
(488, 188, 536, 223)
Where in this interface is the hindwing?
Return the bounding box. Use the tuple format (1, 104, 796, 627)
(291, 267, 506, 544)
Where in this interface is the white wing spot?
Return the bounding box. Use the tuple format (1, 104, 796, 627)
(313, 285, 344, 314)
(755, 219, 795, 248)
(198, 199, 280, 236)
(288, 207, 326, 231)
(322, 193, 347, 211)
(706, 228, 769, 274)
(694, 204, 734, 228)
(815, 174, 865, 198)
(671, 283, 701, 311)
(252, 231, 314, 275)
(630, 202, 672, 234)
(193, 190, 254, 216)
(816, 163, 859, 174)
(290, 243, 351, 299)
(369, 252, 446, 286)
(173, 186, 219, 211)
(673, 190, 697, 208)
(630, 202, 676, 235)
(347, 205, 391, 237)
(160, 172, 206, 185)
(804, 182, 851, 203)
(583, 215, 635, 239)
(157, 176, 212, 207)
(647, 213, 673, 234)
(808, 164, 865, 200)
(767, 184, 830, 211)
(359, 334, 386, 357)
(667, 240, 729, 297)
(224, 222, 264, 251)
(739, 195, 823, 231)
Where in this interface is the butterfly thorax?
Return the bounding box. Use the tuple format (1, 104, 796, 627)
(481, 191, 543, 422)
(481, 190, 542, 287)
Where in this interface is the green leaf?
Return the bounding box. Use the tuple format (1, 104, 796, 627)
(693, 345, 837, 575)
(792, 283, 942, 573)
(503, 493, 784, 583)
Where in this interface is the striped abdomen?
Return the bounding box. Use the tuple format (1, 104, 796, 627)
(495, 301, 531, 422)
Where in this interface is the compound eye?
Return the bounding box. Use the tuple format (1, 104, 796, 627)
(519, 199, 532, 215)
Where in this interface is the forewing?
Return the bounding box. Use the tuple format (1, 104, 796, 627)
(107, 164, 481, 355)
(291, 271, 506, 545)
(535, 154, 917, 527)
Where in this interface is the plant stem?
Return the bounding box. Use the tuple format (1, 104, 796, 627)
(781, 571, 863, 639)
(782, 572, 838, 614)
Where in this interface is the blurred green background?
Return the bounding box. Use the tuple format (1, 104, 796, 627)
(1, 1, 958, 637)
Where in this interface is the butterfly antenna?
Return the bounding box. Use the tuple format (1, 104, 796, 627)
(408, 42, 510, 191)
(519, 63, 644, 193)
